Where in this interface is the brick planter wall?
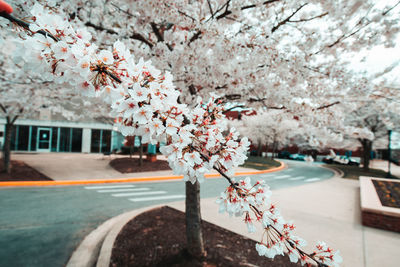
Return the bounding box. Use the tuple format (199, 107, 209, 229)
(360, 176, 400, 233)
(362, 210, 400, 233)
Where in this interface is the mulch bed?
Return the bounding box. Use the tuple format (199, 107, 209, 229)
(0, 160, 52, 181)
(110, 157, 171, 173)
(111, 206, 299, 267)
(372, 179, 400, 208)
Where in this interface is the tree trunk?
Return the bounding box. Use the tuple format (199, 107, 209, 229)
(265, 143, 269, 158)
(361, 139, 372, 171)
(139, 136, 143, 166)
(272, 141, 277, 159)
(185, 181, 205, 258)
(2, 121, 13, 174)
(257, 143, 262, 157)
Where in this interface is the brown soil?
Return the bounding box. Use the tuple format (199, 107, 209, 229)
(372, 179, 400, 208)
(0, 160, 52, 181)
(111, 206, 299, 267)
(110, 157, 171, 173)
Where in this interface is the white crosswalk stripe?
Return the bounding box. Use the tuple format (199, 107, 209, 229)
(260, 175, 273, 178)
(289, 176, 305, 181)
(84, 185, 135, 190)
(84, 184, 183, 203)
(112, 191, 166, 197)
(129, 195, 185, 202)
(97, 188, 150, 193)
(305, 178, 320, 182)
(273, 175, 291, 180)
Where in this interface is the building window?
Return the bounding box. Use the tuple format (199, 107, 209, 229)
(59, 127, 71, 152)
(102, 130, 111, 153)
(51, 127, 58, 152)
(17, 125, 30, 151)
(91, 129, 111, 153)
(71, 128, 82, 152)
(91, 129, 101, 153)
(30, 126, 37, 151)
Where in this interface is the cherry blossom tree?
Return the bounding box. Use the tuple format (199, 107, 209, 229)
(0, 4, 344, 265)
(232, 109, 300, 158)
(341, 90, 400, 171)
(2, 0, 400, 265)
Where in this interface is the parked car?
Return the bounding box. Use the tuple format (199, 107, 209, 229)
(289, 153, 306, 161)
(323, 155, 360, 166)
(278, 151, 291, 159)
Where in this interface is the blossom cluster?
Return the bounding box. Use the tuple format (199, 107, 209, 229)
(217, 177, 342, 267)
(12, 3, 131, 102)
(111, 58, 186, 145)
(161, 95, 250, 183)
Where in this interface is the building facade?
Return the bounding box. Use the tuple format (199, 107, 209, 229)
(0, 118, 125, 153)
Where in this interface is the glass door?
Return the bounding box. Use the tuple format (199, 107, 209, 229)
(37, 127, 52, 152)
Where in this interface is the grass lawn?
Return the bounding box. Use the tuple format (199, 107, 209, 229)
(323, 164, 399, 180)
(241, 156, 281, 170)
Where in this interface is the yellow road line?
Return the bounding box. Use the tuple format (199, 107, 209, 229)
(0, 161, 285, 187)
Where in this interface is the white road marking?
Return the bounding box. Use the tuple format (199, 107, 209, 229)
(97, 188, 149, 193)
(129, 195, 185, 202)
(84, 185, 135, 190)
(260, 175, 273, 178)
(112, 191, 166, 197)
(289, 176, 305, 181)
(273, 175, 291, 180)
(305, 178, 320, 182)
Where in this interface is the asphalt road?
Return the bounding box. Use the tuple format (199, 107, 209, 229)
(0, 160, 334, 267)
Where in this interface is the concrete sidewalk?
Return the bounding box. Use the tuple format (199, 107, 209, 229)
(12, 152, 257, 181)
(168, 175, 400, 267)
(369, 159, 400, 177)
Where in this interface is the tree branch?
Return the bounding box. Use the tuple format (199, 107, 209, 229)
(215, 0, 280, 21)
(11, 115, 19, 124)
(0, 104, 7, 114)
(315, 101, 341, 110)
(271, 3, 308, 33)
(0, 12, 58, 41)
(288, 11, 328, 23)
(151, 22, 164, 42)
(188, 30, 202, 46)
(85, 21, 154, 48)
(207, 0, 215, 19)
(382, 0, 400, 16)
(85, 21, 117, 34)
(222, 105, 245, 113)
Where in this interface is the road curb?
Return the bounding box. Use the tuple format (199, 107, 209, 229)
(320, 164, 344, 179)
(0, 161, 285, 187)
(67, 204, 164, 267)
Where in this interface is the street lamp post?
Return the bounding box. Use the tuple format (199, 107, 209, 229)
(387, 129, 392, 178)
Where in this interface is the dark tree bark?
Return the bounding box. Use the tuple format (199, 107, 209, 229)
(139, 136, 143, 166)
(360, 138, 373, 171)
(265, 143, 269, 158)
(272, 139, 277, 159)
(2, 119, 15, 174)
(256, 141, 262, 157)
(185, 181, 205, 258)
